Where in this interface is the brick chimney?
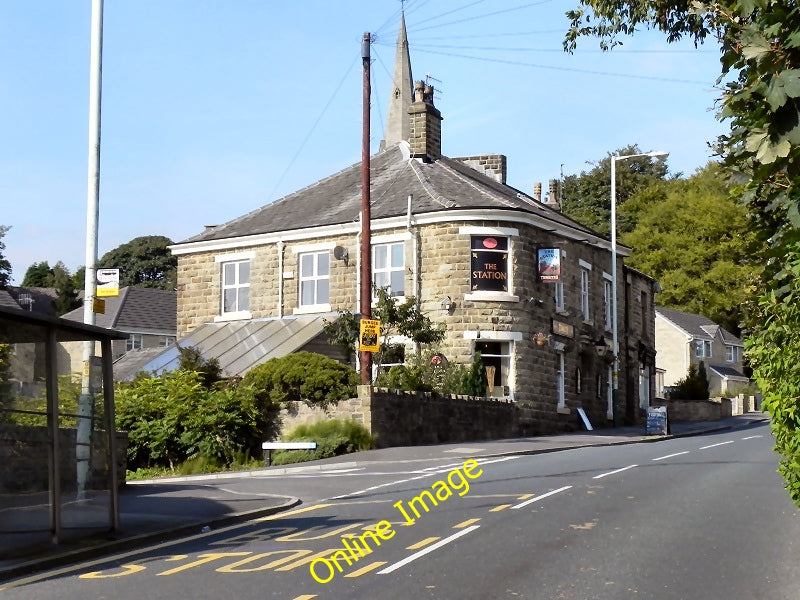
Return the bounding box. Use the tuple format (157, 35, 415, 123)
(545, 179, 561, 211)
(408, 80, 442, 162)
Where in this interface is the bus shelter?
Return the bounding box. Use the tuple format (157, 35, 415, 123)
(0, 304, 127, 550)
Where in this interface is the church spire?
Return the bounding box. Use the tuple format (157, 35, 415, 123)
(380, 12, 413, 150)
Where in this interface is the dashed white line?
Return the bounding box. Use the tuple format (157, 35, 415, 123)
(593, 464, 638, 479)
(652, 451, 690, 461)
(377, 525, 481, 574)
(699, 441, 735, 450)
(510, 486, 572, 509)
(742, 435, 763, 440)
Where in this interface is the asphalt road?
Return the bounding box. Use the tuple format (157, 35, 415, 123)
(4, 422, 798, 599)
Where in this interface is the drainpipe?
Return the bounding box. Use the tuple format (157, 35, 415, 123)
(407, 194, 420, 355)
(277, 241, 284, 318)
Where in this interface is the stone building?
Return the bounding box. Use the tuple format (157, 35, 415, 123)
(167, 16, 658, 433)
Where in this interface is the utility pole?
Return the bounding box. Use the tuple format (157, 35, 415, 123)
(360, 32, 372, 385)
(77, 0, 104, 498)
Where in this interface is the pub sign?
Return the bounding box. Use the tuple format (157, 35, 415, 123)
(537, 248, 561, 282)
(471, 236, 508, 292)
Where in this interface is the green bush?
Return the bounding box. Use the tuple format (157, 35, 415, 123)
(240, 352, 358, 412)
(270, 418, 375, 466)
(115, 370, 261, 470)
(374, 350, 486, 396)
(670, 362, 710, 400)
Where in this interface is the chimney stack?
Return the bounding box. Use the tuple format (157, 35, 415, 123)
(533, 182, 542, 203)
(545, 179, 562, 211)
(408, 80, 442, 162)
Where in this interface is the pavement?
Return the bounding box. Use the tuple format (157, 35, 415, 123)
(0, 412, 770, 582)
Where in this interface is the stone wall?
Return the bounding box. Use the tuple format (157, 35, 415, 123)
(0, 425, 128, 492)
(279, 385, 518, 448)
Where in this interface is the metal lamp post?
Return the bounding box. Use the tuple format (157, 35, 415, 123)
(610, 150, 668, 425)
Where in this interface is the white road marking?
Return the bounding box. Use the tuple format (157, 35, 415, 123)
(593, 464, 638, 479)
(329, 456, 519, 500)
(510, 486, 572, 509)
(741, 435, 763, 440)
(699, 441, 735, 450)
(377, 525, 480, 574)
(652, 451, 690, 461)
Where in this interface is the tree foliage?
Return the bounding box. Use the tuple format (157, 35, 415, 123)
(240, 352, 358, 415)
(670, 362, 711, 400)
(98, 235, 177, 290)
(561, 144, 669, 236)
(0, 226, 11, 288)
(20, 261, 81, 315)
(323, 287, 446, 373)
(620, 162, 761, 333)
(564, 0, 800, 505)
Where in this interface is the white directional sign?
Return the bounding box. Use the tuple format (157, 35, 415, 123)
(96, 268, 120, 298)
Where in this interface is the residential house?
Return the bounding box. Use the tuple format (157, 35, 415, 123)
(165, 16, 658, 434)
(655, 306, 749, 397)
(60, 286, 176, 379)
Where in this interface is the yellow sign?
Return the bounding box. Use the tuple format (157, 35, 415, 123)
(93, 298, 105, 314)
(359, 318, 380, 352)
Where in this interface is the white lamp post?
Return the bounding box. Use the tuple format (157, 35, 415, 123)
(610, 150, 668, 425)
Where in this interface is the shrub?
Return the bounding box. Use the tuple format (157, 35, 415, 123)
(270, 418, 375, 466)
(374, 350, 486, 396)
(670, 362, 710, 400)
(115, 370, 261, 470)
(239, 352, 358, 425)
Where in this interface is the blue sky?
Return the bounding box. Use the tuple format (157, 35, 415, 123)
(0, 1, 726, 284)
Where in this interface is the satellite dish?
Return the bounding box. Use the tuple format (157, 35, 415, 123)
(333, 246, 349, 262)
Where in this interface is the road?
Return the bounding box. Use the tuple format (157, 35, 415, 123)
(4, 422, 799, 599)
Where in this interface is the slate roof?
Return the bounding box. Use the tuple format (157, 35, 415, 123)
(0, 290, 19, 309)
(3, 287, 60, 316)
(656, 306, 742, 345)
(177, 142, 605, 246)
(61, 287, 176, 335)
(708, 364, 748, 379)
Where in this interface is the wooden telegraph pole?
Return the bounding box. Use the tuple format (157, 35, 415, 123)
(360, 32, 372, 385)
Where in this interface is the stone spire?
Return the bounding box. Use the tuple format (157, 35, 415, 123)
(380, 12, 413, 150)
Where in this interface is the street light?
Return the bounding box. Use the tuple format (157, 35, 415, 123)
(610, 150, 668, 425)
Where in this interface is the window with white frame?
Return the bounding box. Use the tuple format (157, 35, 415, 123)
(556, 351, 566, 409)
(373, 242, 405, 297)
(580, 265, 591, 321)
(694, 339, 712, 358)
(726, 344, 741, 363)
(603, 275, 613, 330)
(554, 281, 565, 312)
(299, 251, 330, 307)
(221, 259, 250, 315)
(160, 336, 176, 347)
(126, 334, 143, 352)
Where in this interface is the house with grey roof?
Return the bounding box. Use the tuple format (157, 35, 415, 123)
(655, 306, 749, 397)
(165, 15, 659, 433)
(60, 286, 175, 378)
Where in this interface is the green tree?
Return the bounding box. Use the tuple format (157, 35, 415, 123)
(620, 162, 761, 334)
(20, 261, 81, 315)
(564, 0, 800, 506)
(21, 261, 52, 287)
(98, 235, 177, 290)
(323, 287, 445, 372)
(561, 144, 670, 236)
(0, 226, 12, 288)
(51, 262, 81, 315)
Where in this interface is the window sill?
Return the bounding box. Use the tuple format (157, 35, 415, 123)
(293, 303, 332, 315)
(214, 311, 252, 322)
(557, 406, 571, 415)
(464, 292, 520, 303)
